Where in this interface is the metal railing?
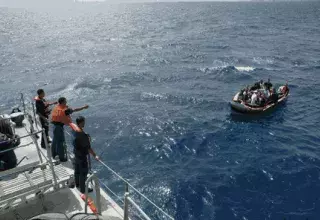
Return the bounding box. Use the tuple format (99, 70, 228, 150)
(84, 172, 102, 215)
(20, 93, 26, 116)
(16, 93, 174, 220)
(98, 160, 174, 220)
(0, 129, 59, 187)
(124, 183, 151, 220)
(0, 93, 61, 187)
(27, 93, 58, 188)
(0, 130, 42, 154)
(65, 127, 174, 219)
(64, 131, 174, 219)
(43, 130, 58, 188)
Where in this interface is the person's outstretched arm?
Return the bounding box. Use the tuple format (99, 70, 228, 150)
(72, 105, 89, 113)
(47, 101, 58, 106)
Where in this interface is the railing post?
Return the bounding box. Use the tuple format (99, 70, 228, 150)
(30, 133, 43, 165)
(127, 197, 152, 220)
(28, 114, 43, 164)
(95, 174, 102, 215)
(84, 172, 101, 215)
(85, 179, 89, 214)
(20, 93, 26, 114)
(31, 102, 39, 129)
(43, 130, 58, 188)
(124, 183, 129, 220)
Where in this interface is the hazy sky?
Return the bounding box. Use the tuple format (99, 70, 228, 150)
(0, 0, 248, 8)
(0, 0, 316, 8)
(0, 0, 278, 5)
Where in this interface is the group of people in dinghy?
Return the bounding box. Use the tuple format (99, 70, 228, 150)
(237, 79, 289, 107)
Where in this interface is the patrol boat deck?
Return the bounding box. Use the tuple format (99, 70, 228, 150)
(0, 94, 174, 220)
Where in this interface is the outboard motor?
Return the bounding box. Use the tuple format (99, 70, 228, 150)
(10, 108, 25, 127)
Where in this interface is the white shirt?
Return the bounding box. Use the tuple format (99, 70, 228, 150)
(278, 86, 284, 93)
(251, 93, 258, 105)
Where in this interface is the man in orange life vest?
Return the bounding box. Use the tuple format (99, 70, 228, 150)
(35, 89, 57, 149)
(51, 97, 89, 162)
(71, 116, 99, 193)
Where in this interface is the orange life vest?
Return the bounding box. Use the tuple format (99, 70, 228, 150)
(51, 104, 72, 125)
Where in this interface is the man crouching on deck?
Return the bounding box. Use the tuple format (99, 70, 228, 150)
(70, 116, 99, 194)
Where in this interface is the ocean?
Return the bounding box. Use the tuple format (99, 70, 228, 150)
(1, 1, 320, 220)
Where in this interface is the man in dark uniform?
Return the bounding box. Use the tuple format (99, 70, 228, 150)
(0, 118, 20, 171)
(72, 116, 99, 194)
(35, 89, 57, 149)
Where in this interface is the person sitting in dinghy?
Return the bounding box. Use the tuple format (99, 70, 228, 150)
(257, 91, 266, 106)
(264, 78, 273, 90)
(250, 92, 259, 105)
(241, 86, 251, 102)
(267, 88, 279, 105)
(238, 89, 245, 101)
(278, 83, 289, 95)
(250, 80, 263, 91)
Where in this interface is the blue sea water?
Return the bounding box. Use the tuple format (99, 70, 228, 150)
(1, 1, 320, 220)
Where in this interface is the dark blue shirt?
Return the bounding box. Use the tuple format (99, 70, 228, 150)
(73, 130, 91, 160)
(36, 98, 50, 118)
